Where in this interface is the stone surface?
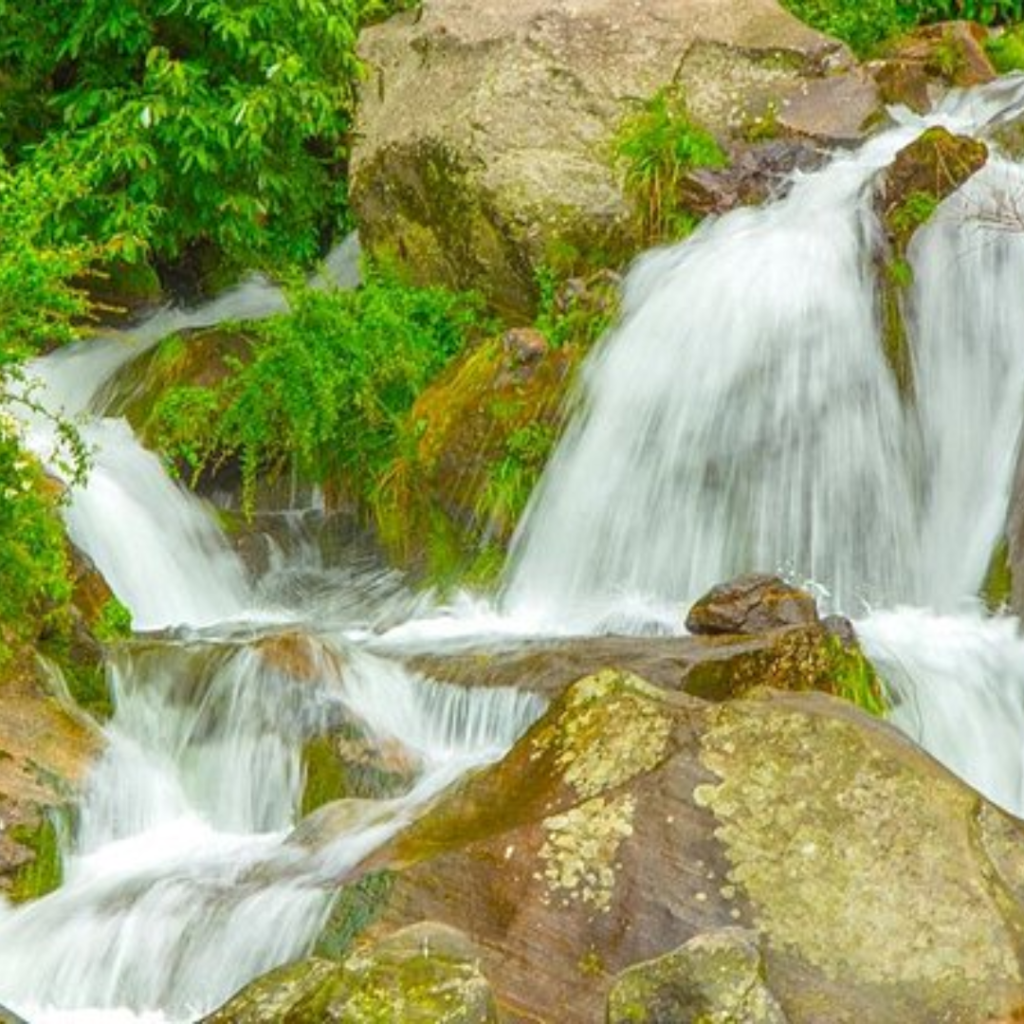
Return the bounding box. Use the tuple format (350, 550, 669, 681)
(871, 21, 996, 113)
(202, 922, 498, 1023)
(0, 661, 102, 899)
(348, 670, 1024, 1024)
(405, 620, 882, 711)
(607, 927, 789, 1024)
(874, 125, 988, 401)
(685, 573, 820, 636)
(350, 0, 876, 314)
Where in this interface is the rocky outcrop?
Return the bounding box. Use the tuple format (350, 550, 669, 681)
(350, 0, 879, 315)
(874, 125, 988, 400)
(377, 331, 581, 579)
(407, 575, 883, 712)
(685, 573, 819, 635)
(202, 922, 497, 1023)
(0, 658, 102, 900)
(870, 21, 996, 113)
(340, 670, 1024, 1024)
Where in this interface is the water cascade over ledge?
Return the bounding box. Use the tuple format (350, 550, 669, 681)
(7, 81, 1024, 1020)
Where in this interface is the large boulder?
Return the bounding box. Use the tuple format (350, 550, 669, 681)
(334, 669, 1024, 1023)
(202, 922, 497, 1023)
(350, 0, 879, 316)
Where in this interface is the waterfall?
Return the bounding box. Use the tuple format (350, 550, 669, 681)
(503, 83, 1024, 624)
(9, 76, 1024, 1022)
(499, 78, 1024, 810)
(0, 265, 543, 1023)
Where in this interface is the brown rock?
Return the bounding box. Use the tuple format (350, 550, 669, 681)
(348, 672, 1024, 1024)
(870, 22, 996, 114)
(350, 0, 875, 315)
(685, 573, 820, 635)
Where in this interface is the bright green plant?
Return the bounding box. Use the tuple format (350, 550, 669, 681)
(475, 422, 557, 541)
(0, 152, 128, 669)
(533, 265, 618, 350)
(889, 190, 941, 240)
(987, 24, 1024, 71)
(780, 0, 1023, 57)
(778, 0, 916, 55)
(615, 88, 727, 245)
(153, 275, 490, 516)
(0, 0, 398, 272)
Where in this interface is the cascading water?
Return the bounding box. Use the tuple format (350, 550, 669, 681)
(10, 77, 1024, 1023)
(503, 77, 1024, 805)
(0, 260, 543, 1022)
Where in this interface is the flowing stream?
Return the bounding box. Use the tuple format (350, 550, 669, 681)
(7, 81, 1024, 1019)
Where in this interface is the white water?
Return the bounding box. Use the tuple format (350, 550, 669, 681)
(8, 79, 1024, 1022)
(502, 79, 1024, 804)
(0, 262, 544, 1022)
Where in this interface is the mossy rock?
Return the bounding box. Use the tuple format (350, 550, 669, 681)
(97, 325, 254, 448)
(350, 671, 1024, 1023)
(607, 927, 787, 1024)
(872, 22, 996, 113)
(0, 664, 100, 899)
(202, 923, 497, 1023)
(376, 333, 581, 585)
(874, 126, 988, 401)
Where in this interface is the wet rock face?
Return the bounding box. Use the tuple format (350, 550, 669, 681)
(201, 923, 497, 1023)
(350, 0, 875, 315)
(685, 573, 820, 636)
(341, 670, 1024, 1024)
(0, 667, 101, 900)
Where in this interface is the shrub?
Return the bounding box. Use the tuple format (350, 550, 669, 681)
(153, 275, 490, 515)
(614, 88, 727, 245)
(0, 0, 404, 272)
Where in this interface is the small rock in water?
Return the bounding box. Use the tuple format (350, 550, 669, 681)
(685, 574, 819, 636)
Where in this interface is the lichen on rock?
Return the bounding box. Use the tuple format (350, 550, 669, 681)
(538, 793, 635, 912)
(697, 695, 1024, 1019)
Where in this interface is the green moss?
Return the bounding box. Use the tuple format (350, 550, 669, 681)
(9, 813, 63, 902)
(987, 27, 1024, 73)
(53, 656, 112, 722)
(982, 537, 1013, 612)
(93, 597, 132, 642)
(314, 871, 395, 961)
(683, 627, 887, 717)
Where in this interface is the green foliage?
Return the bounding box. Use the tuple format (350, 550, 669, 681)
(778, 0, 916, 55)
(987, 25, 1024, 72)
(94, 597, 133, 642)
(153, 275, 489, 516)
(615, 88, 727, 245)
(828, 637, 889, 718)
(0, 426, 76, 667)
(780, 0, 1023, 56)
(534, 266, 619, 350)
(889, 190, 941, 239)
(9, 814, 64, 902)
(475, 422, 557, 541)
(0, 0, 398, 272)
(0, 136, 134, 672)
